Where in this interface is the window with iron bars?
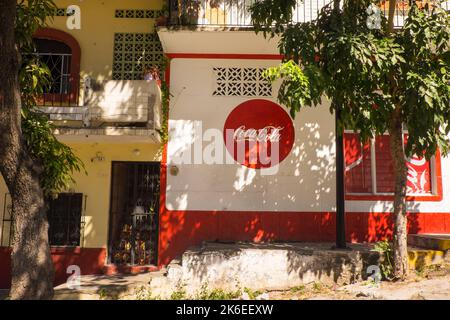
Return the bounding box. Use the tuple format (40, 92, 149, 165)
(1, 193, 85, 247)
(30, 38, 79, 106)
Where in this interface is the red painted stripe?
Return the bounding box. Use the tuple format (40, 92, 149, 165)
(158, 63, 171, 267)
(157, 211, 450, 265)
(0, 247, 106, 289)
(1, 212, 448, 288)
(166, 53, 283, 60)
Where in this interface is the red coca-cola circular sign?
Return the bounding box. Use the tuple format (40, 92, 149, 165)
(223, 99, 295, 169)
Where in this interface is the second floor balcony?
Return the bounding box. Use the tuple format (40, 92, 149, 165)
(38, 78, 162, 143)
(166, 0, 450, 29)
(33, 24, 162, 143)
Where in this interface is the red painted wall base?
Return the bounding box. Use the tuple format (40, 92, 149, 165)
(1, 212, 449, 289)
(157, 211, 450, 265)
(0, 247, 106, 289)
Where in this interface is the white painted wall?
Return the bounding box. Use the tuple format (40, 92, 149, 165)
(160, 29, 450, 214)
(166, 58, 337, 212)
(158, 29, 280, 55)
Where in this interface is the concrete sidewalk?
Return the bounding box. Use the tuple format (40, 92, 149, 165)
(53, 270, 166, 300)
(308, 275, 450, 300)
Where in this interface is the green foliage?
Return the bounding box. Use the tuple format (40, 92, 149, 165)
(290, 285, 305, 293)
(170, 284, 187, 300)
(158, 81, 171, 146)
(312, 281, 324, 291)
(251, 0, 450, 158)
(373, 240, 395, 280)
(21, 108, 84, 196)
(15, 0, 85, 195)
(134, 286, 161, 300)
(195, 285, 241, 300)
(242, 287, 263, 300)
(250, 0, 297, 36)
(15, 0, 57, 50)
(98, 288, 109, 300)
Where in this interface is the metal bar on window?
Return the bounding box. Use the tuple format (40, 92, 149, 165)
(370, 138, 377, 194)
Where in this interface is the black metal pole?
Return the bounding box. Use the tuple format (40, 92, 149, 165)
(335, 106, 347, 249)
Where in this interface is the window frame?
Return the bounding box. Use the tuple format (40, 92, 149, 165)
(47, 193, 84, 248)
(344, 130, 443, 202)
(33, 28, 81, 106)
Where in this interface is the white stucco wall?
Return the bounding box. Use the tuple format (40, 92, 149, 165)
(165, 57, 337, 212)
(160, 29, 449, 214)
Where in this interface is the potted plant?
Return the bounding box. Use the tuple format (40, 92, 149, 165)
(179, 0, 202, 25)
(155, 3, 170, 26)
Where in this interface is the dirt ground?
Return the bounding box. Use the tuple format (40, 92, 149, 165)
(266, 264, 450, 300)
(1, 264, 449, 300)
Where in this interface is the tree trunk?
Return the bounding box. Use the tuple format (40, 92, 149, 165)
(387, 0, 397, 32)
(0, 0, 54, 299)
(389, 107, 409, 279)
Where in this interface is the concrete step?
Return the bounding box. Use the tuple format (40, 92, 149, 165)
(408, 247, 447, 270)
(408, 234, 450, 251)
(166, 242, 381, 293)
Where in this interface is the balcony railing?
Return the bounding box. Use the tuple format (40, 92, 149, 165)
(166, 0, 450, 28)
(40, 79, 162, 141)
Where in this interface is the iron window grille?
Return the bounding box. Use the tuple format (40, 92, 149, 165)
(30, 38, 79, 106)
(1, 193, 86, 247)
(109, 162, 160, 266)
(34, 53, 72, 95)
(47, 193, 85, 247)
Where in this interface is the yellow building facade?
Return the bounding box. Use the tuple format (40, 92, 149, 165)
(0, 0, 165, 288)
(2, 0, 450, 290)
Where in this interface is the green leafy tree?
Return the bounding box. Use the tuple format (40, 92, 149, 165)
(251, 0, 450, 279)
(0, 0, 83, 299)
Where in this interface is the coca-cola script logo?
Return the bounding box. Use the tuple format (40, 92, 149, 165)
(223, 99, 295, 169)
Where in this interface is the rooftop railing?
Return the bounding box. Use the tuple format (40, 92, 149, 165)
(166, 0, 450, 28)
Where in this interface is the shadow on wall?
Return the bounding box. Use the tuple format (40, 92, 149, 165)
(159, 107, 338, 264)
(178, 242, 381, 288)
(80, 78, 161, 129)
(346, 202, 421, 243)
(159, 107, 442, 266)
(0, 246, 106, 290)
(0, 183, 106, 289)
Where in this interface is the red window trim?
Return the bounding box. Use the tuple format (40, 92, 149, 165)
(33, 28, 81, 105)
(345, 146, 443, 202)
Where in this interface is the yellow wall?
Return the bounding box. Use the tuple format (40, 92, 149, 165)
(0, 176, 9, 247)
(0, 1, 165, 250)
(0, 143, 161, 249)
(68, 142, 161, 248)
(48, 0, 163, 80)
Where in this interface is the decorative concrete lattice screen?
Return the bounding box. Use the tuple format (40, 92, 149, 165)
(54, 7, 74, 16)
(213, 67, 272, 97)
(112, 33, 163, 80)
(115, 9, 163, 19)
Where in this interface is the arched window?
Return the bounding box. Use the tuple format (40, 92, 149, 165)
(33, 28, 81, 106)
